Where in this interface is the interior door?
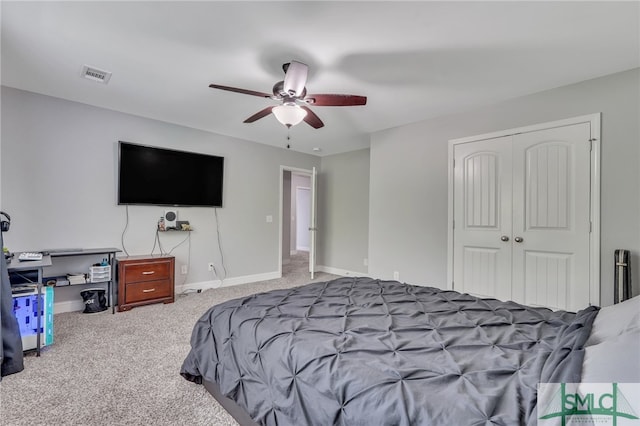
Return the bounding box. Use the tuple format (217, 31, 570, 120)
(309, 167, 317, 279)
(511, 123, 591, 311)
(453, 136, 513, 301)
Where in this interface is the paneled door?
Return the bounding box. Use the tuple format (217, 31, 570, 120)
(453, 135, 514, 302)
(453, 122, 593, 311)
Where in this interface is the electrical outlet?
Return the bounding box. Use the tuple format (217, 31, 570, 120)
(181, 265, 188, 275)
(393, 271, 400, 280)
(208, 262, 214, 272)
(363, 258, 368, 266)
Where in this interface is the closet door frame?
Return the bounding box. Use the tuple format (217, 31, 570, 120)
(447, 113, 601, 307)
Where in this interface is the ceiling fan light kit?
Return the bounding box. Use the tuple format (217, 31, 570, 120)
(209, 60, 367, 130)
(273, 104, 307, 128)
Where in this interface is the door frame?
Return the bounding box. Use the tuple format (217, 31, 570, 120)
(447, 113, 601, 306)
(278, 165, 314, 278)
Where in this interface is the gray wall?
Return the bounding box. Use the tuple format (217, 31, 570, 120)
(369, 68, 640, 306)
(317, 149, 370, 274)
(4, 68, 637, 310)
(1, 87, 321, 304)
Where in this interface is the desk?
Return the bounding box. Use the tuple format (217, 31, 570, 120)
(44, 248, 121, 314)
(8, 255, 52, 356)
(8, 248, 121, 356)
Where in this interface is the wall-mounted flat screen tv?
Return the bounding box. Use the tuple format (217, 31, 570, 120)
(118, 141, 224, 207)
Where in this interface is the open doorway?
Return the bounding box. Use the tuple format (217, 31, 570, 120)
(279, 167, 314, 279)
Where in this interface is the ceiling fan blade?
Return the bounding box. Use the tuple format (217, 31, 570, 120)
(283, 61, 308, 97)
(300, 106, 324, 129)
(243, 106, 274, 123)
(209, 84, 271, 98)
(304, 94, 367, 107)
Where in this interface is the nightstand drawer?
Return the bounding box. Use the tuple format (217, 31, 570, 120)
(125, 279, 172, 304)
(122, 260, 171, 283)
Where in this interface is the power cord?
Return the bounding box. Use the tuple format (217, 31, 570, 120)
(182, 231, 191, 287)
(121, 205, 130, 256)
(121, 207, 196, 295)
(11, 271, 36, 283)
(154, 227, 193, 294)
(152, 227, 190, 256)
(167, 231, 190, 255)
(151, 228, 166, 255)
(214, 208, 227, 281)
(176, 231, 193, 294)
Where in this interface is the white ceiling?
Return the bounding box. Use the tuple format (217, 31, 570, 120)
(2, 1, 639, 156)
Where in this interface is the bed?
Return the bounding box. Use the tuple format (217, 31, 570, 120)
(180, 277, 640, 426)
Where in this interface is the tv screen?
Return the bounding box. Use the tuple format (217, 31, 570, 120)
(118, 141, 224, 207)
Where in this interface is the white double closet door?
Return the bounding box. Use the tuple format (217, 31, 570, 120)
(453, 122, 593, 311)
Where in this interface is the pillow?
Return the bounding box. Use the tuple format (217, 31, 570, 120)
(585, 295, 640, 346)
(581, 328, 640, 383)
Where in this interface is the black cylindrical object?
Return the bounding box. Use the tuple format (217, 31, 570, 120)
(614, 249, 632, 304)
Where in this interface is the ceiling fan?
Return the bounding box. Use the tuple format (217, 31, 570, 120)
(209, 61, 367, 129)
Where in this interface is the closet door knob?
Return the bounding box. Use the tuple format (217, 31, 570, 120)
(500, 236, 509, 242)
(514, 237, 524, 243)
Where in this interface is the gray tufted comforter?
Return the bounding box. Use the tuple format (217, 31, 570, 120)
(181, 277, 598, 425)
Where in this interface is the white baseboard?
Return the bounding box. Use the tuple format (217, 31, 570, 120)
(316, 265, 368, 278)
(175, 271, 281, 295)
(54, 299, 86, 314)
(53, 271, 282, 314)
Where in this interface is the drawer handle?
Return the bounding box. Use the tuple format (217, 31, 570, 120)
(141, 271, 156, 275)
(142, 288, 156, 293)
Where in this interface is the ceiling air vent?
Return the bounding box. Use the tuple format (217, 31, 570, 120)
(81, 65, 112, 84)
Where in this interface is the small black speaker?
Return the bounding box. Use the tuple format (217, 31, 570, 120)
(0, 211, 10, 233)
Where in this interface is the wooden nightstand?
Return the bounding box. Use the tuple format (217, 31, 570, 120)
(117, 255, 174, 312)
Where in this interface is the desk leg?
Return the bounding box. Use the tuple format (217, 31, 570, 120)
(36, 282, 41, 357)
(109, 253, 115, 314)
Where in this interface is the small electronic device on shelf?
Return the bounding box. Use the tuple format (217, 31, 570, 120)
(11, 285, 37, 294)
(18, 252, 43, 261)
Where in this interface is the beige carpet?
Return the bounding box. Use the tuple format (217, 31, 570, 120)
(0, 253, 337, 425)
